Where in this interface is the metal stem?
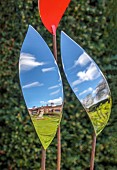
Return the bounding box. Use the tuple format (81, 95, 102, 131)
(57, 125, 61, 170)
(90, 132, 96, 170)
(41, 147, 46, 170)
(52, 25, 61, 170)
(52, 26, 57, 61)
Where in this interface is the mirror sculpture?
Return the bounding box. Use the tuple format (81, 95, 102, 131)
(18, 1, 112, 169)
(61, 31, 112, 169)
(19, 25, 63, 150)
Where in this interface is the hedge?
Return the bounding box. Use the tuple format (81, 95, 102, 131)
(0, 0, 117, 169)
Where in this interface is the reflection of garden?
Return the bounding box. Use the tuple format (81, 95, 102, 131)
(28, 104, 62, 119)
(87, 97, 112, 135)
(31, 113, 62, 149)
(82, 80, 109, 108)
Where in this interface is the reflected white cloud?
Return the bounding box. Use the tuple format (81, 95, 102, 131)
(50, 89, 60, 96)
(74, 52, 90, 67)
(40, 97, 62, 106)
(77, 63, 100, 81)
(92, 89, 97, 95)
(73, 87, 79, 93)
(23, 81, 43, 89)
(72, 63, 101, 87)
(19, 53, 45, 71)
(79, 87, 93, 96)
(48, 84, 60, 90)
(40, 101, 47, 105)
(42, 67, 55, 72)
(72, 79, 83, 87)
(48, 97, 62, 105)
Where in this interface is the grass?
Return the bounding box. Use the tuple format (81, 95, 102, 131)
(87, 97, 112, 136)
(31, 114, 61, 149)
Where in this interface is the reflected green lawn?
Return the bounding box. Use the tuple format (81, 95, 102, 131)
(31, 114, 61, 149)
(88, 97, 112, 136)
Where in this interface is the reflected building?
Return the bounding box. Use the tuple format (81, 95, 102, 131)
(28, 104, 62, 118)
(82, 80, 110, 109)
(82, 94, 94, 108)
(61, 31, 112, 136)
(95, 81, 109, 101)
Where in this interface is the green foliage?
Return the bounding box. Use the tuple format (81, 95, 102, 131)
(0, 0, 117, 169)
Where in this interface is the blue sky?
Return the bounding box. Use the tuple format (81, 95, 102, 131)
(19, 26, 63, 108)
(61, 31, 110, 107)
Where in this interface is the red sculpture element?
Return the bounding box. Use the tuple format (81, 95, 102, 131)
(39, 0, 71, 34)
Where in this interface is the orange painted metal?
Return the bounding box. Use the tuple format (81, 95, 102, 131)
(39, 0, 71, 34)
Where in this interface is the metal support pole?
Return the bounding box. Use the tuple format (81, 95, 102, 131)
(90, 133, 96, 170)
(41, 147, 46, 170)
(57, 125, 61, 170)
(52, 25, 61, 170)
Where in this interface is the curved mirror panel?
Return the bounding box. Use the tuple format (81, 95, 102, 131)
(19, 25, 63, 149)
(61, 31, 112, 136)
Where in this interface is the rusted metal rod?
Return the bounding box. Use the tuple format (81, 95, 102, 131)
(52, 25, 61, 170)
(41, 147, 46, 170)
(52, 25, 57, 61)
(90, 132, 96, 170)
(57, 125, 61, 170)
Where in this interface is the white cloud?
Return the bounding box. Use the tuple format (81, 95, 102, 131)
(79, 87, 93, 96)
(74, 52, 90, 67)
(50, 89, 60, 96)
(73, 87, 79, 93)
(72, 79, 83, 87)
(40, 97, 63, 106)
(48, 84, 60, 90)
(77, 63, 100, 80)
(48, 97, 62, 105)
(40, 101, 46, 105)
(19, 53, 45, 71)
(42, 67, 55, 72)
(72, 63, 101, 87)
(22, 82, 43, 89)
(92, 89, 97, 95)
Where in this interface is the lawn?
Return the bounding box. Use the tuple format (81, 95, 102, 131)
(87, 97, 112, 136)
(31, 114, 61, 149)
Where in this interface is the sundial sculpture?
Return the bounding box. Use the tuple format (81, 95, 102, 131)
(19, 1, 112, 170)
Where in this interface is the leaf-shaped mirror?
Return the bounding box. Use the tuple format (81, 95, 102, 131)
(19, 25, 63, 150)
(61, 31, 112, 136)
(39, 0, 71, 34)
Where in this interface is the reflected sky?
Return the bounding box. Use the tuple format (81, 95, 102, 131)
(61, 31, 110, 109)
(19, 25, 63, 109)
(61, 31, 112, 135)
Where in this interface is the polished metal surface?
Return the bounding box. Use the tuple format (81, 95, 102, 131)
(19, 25, 63, 149)
(61, 31, 112, 136)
